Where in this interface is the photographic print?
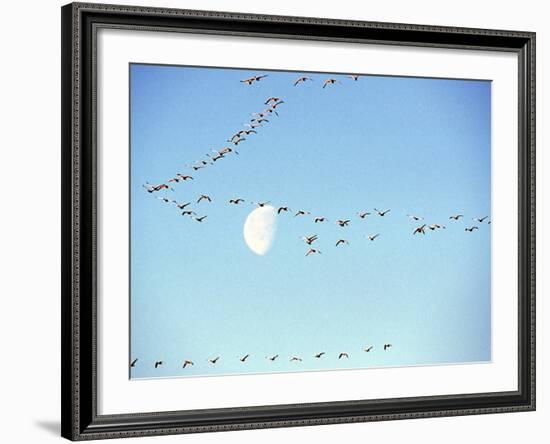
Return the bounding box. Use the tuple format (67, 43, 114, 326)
(129, 63, 492, 380)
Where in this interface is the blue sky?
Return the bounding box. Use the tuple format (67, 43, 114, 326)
(130, 63, 491, 379)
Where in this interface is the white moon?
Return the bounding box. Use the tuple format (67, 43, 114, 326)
(243, 205, 277, 255)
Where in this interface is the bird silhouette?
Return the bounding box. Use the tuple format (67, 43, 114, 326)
(175, 201, 191, 210)
(240, 74, 268, 85)
(229, 198, 245, 204)
(156, 196, 174, 204)
(154, 361, 163, 368)
(240, 354, 250, 362)
(413, 224, 427, 235)
(335, 219, 350, 227)
(278, 206, 290, 214)
(335, 239, 349, 247)
(314, 352, 326, 358)
(367, 234, 380, 241)
(208, 356, 220, 364)
(294, 76, 313, 86)
(314, 216, 328, 223)
(364, 346, 373, 353)
(348, 75, 360, 81)
(449, 214, 464, 220)
(181, 210, 196, 217)
(294, 210, 310, 217)
(302, 234, 318, 245)
(357, 211, 371, 219)
(130, 358, 138, 367)
(465, 226, 479, 232)
(264, 96, 281, 105)
(255, 201, 271, 207)
(305, 248, 321, 257)
(290, 356, 303, 362)
(323, 78, 340, 88)
(428, 224, 446, 230)
(194, 215, 208, 222)
(384, 344, 393, 351)
(267, 354, 279, 361)
(407, 214, 423, 221)
(182, 360, 194, 368)
(197, 194, 212, 203)
(474, 216, 489, 223)
(374, 208, 391, 216)
(338, 352, 349, 359)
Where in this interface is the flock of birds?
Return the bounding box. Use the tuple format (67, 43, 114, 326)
(142, 72, 491, 258)
(130, 343, 394, 370)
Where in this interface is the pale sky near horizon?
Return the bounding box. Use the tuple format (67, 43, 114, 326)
(129, 63, 491, 379)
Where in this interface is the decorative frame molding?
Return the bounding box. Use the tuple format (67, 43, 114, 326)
(61, 2, 535, 440)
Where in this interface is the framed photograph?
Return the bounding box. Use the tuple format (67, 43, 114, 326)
(61, 2, 536, 440)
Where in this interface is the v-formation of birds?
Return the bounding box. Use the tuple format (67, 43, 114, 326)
(142, 72, 490, 257)
(130, 343, 393, 370)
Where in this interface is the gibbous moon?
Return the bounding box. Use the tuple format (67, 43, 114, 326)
(243, 205, 277, 255)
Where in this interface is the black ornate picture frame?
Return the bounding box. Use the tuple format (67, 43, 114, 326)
(61, 2, 535, 440)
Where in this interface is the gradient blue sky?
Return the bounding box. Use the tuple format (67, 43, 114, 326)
(130, 63, 491, 379)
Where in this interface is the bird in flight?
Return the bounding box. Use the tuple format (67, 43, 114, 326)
(278, 206, 290, 214)
(217, 147, 238, 156)
(294, 76, 313, 86)
(143, 183, 173, 193)
(267, 354, 279, 361)
(208, 356, 220, 364)
(474, 216, 489, 223)
(156, 196, 174, 204)
(314, 352, 326, 358)
(175, 201, 191, 210)
(413, 224, 427, 235)
(290, 356, 303, 362)
(302, 234, 318, 245)
(367, 234, 380, 241)
(251, 118, 269, 124)
(181, 210, 196, 217)
(227, 136, 246, 145)
(348, 74, 360, 81)
(294, 210, 310, 217)
(335, 239, 349, 247)
(176, 174, 193, 181)
(335, 219, 350, 227)
(314, 216, 328, 223)
(130, 358, 138, 367)
(154, 361, 163, 368)
(229, 198, 245, 204)
(428, 224, 446, 230)
(182, 360, 194, 368)
(449, 214, 464, 220)
(264, 96, 282, 105)
(305, 248, 322, 257)
(197, 194, 212, 203)
(364, 346, 373, 353)
(240, 74, 268, 85)
(271, 100, 285, 109)
(407, 214, 423, 221)
(338, 352, 349, 359)
(194, 215, 208, 222)
(323, 78, 340, 88)
(465, 226, 479, 232)
(357, 211, 371, 219)
(240, 354, 250, 362)
(384, 344, 393, 351)
(255, 201, 271, 208)
(374, 208, 391, 216)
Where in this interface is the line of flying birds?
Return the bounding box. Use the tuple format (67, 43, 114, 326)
(142, 73, 491, 257)
(130, 343, 394, 369)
